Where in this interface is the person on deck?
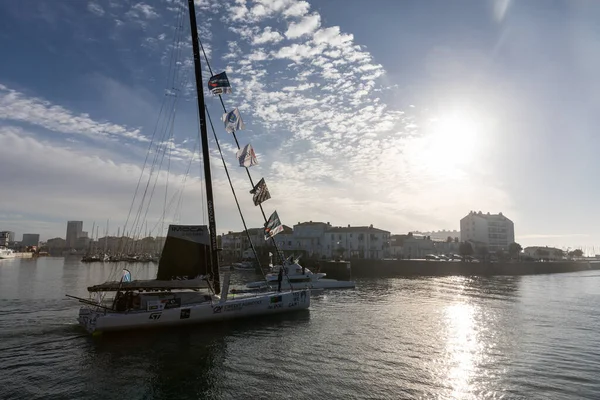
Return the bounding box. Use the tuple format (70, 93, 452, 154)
(277, 267, 283, 292)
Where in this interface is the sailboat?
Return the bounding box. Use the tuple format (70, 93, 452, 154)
(69, 0, 310, 334)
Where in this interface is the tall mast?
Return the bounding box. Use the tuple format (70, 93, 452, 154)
(187, 0, 220, 293)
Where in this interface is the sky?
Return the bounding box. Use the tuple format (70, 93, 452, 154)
(0, 0, 599, 250)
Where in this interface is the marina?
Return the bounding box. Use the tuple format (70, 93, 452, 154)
(2, 256, 600, 399)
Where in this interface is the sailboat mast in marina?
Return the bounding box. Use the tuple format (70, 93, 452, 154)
(67, 0, 310, 335)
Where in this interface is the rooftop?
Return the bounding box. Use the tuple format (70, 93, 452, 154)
(326, 225, 389, 234)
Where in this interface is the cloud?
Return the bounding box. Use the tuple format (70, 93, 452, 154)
(519, 234, 589, 239)
(252, 26, 283, 45)
(227, 0, 310, 23)
(0, 83, 148, 142)
(0, 126, 250, 240)
(87, 2, 105, 16)
(285, 13, 321, 39)
(126, 2, 159, 20)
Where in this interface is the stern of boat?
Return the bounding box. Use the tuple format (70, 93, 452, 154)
(78, 307, 101, 334)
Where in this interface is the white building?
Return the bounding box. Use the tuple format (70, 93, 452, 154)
(221, 222, 391, 260)
(291, 221, 331, 257)
(460, 211, 515, 252)
(323, 224, 391, 259)
(523, 246, 564, 260)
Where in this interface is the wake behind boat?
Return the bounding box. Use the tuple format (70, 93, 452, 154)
(68, 0, 310, 334)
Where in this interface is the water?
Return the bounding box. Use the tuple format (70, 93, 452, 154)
(1, 257, 599, 399)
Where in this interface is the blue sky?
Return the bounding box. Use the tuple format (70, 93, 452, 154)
(0, 0, 599, 250)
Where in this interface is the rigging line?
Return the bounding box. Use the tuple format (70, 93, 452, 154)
(128, 9, 187, 249)
(174, 138, 199, 223)
(130, 60, 188, 244)
(119, 10, 184, 255)
(198, 39, 290, 273)
(205, 105, 268, 282)
(136, 96, 179, 244)
(161, 106, 175, 238)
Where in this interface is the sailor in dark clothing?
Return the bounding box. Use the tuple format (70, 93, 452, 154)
(277, 267, 283, 292)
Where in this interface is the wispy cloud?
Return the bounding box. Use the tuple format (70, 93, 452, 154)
(127, 3, 160, 19)
(87, 2, 105, 17)
(0, 83, 148, 142)
(519, 234, 590, 239)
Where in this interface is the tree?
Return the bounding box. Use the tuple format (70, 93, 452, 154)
(495, 249, 508, 262)
(476, 245, 489, 260)
(553, 249, 564, 260)
(459, 242, 474, 260)
(508, 242, 522, 259)
(568, 249, 584, 258)
(446, 236, 453, 243)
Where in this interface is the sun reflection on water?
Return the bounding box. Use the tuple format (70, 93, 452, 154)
(441, 278, 486, 400)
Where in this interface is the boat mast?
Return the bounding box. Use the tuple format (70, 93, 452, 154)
(187, 0, 220, 293)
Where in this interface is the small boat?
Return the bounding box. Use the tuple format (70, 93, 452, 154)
(246, 258, 355, 290)
(232, 260, 254, 271)
(0, 247, 15, 259)
(68, 0, 310, 334)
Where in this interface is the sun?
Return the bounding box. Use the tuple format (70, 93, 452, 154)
(421, 112, 481, 173)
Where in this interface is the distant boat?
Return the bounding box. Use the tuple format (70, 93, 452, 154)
(246, 258, 355, 290)
(68, 0, 309, 334)
(0, 247, 15, 259)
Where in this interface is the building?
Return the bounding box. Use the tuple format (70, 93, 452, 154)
(0, 231, 15, 247)
(523, 246, 564, 260)
(460, 211, 515, 252)
(413, 230, 460, 242)
(323, 224, 391, 259)
(291, 221, 331, 257)
(21, 234, 40, 247)
(66, 221, 83, 249)
(221, 221, 391, 260)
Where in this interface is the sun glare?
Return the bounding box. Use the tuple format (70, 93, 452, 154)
(415, 111, 483, 176)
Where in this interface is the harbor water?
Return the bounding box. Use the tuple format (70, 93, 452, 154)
(1, 257, 599, 399)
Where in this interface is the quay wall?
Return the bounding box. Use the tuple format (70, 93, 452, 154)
(14, 252, 33, 259)
(324, 259, 598, 278)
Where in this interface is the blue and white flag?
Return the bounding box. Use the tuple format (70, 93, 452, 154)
(222, 108, 245, 133)
(122, 269, 131, 282)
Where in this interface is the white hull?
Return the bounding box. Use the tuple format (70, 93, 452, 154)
(78, 289, 310, 334)
(247, 278, 355, 290)
(246, 262, 355, 290)
(0, 250, 15, 259)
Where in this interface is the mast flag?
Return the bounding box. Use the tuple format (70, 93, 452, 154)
(250, 178, 271, 206)
(208, 71, 232, 95)
(223, 107, 245, 133)
(236, 143, 258, 168)
(264, 211, 284, 240)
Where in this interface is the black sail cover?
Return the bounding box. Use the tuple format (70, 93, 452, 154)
(157, 225, 211, 280)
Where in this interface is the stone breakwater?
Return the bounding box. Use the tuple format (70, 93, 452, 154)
(331, 259, 598, 278)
